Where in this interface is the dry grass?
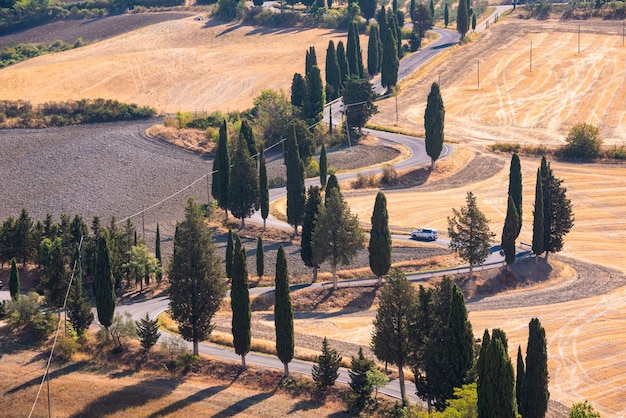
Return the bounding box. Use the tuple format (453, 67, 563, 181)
(145, 124, 215, 155)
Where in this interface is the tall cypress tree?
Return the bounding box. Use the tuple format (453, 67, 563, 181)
(285, 126, 306, 235)
(94, 235, 115, 333)
(429, 0, 435, 16)
(225, 228, 234, 279)
(444, 3, 449, 27)
(424, 82, 445, 170)
(381, 27, 399, 92)
(305, 46, 317, 76)
(410, 0, 416, 20)
(367, 25, 381, 78)
(457, 0, 469, 39)
(336, 40, 349, 88)
(229, 130, 260, 227)
(478, 335, 517, 418)
(389, 11, 403, 59)
(240, 119, 256, 160)
(540, 156, 574, 261)
(9, 257, 19, 300)
(501, 195, 520, 268)
(377, 6, 388, 47)
(325, 41, 341, 101)
(275, 245, 294, 376)
(369, 192, 391, 286)
(325, 173, 340, 198)
(523, 318, 549, 418)
(256, 235, 264, 280)
(259, 143, 269, 229)
(291, 73, 307, 109)
(319, 142, 328, 189)
(347, 22, 360, 77)
(67, 249, 94, 338)
(155, 223, 162, 283)
(212, 120, 230, 219)
(532, 168, 544, 260)
(476, 329, 491, 404)
(305, 65, 325, 123)
(231, 243, 251, 368)
(301, 186, 322, 282)
(516, 345, 526, 416)
(508, 153, 523, 237)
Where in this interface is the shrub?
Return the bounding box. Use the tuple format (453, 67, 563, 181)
(0, 300, 7, 318)
(562, 122, 603, 159)
(380, 164, 398, 186)
(306, 159, 320, 177)
(569, 400, 601, 418)
(352, 172, 378, 189)
(606, 144, 626, 160)
(55, 335, 79, 360)
(490, 142, 521, 153)
(7, 292, 41, 326)
(31, 312, 57, 340)
(269, 176, 286, 188)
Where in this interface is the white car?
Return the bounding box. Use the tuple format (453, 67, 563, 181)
(411, 228, 438, 241)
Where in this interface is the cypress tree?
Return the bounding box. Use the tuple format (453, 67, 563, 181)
(389, 11, 403, 59)
(349, 347, 376, 400)
(369, 192, 391, 286)
(444, 3, 449, 27)
(377, 6, 388, 45)
(429, 0, 434, 16)
(9, 257, 19, 300)
(325, 173, 340, 198)
(312, 337, 342, 391)
(155, 223, 162, 283)
(355, 23, 365, 78)
(472, 13, 477, 31)
(424, 82, 445, 170)
(275, 245, 294, 376)
(358, 0, 376, 20)
(501, 195, 520, 268)
(410, 0, 416, 20)
(306, 65, 325, 123)
(305, 46, 318, 76)
(508, 153, 523, 237)
(136, 313, 161, 354)
(212, 120, 230, 219)
(532, 168, 544, 260)
(231, 244, 251, 368)
(240, 119, 256, 160)
(457, 0, 469, 39)
(259, 143, 270, 229)
(67, 248, 94, 338)
(256, 235, 264, 280)
(476, 329, 490, 402)
(336, 41, 349, 88)
(291, 73, 307, 109)
(523, 318, 549, 418)
(229, 130, 260, 227)
(478, 335, 517, 418)
(516, 345, 526, 416)
(225, 228, 234, 279)
(325, 41, 341, 101)
(540, 156, 574, 261)
(285, 126, 306, 235)
(347, 22, 360, 77)
(301, 186, 322, 282)
(367, 25, 381, 78)
(381, 27, 399, 92)
(94, 235, 115, 333)
(319, 142, 328, 189)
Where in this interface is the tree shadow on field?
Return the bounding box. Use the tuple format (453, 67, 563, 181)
(145, 385, 229, 418)
(287, 397, 332, 415)
(382, 166, 432, 190)
(343, 286, 378, 311)
(70, 377, 183, 418)
(213, 391, 275, 417)
(4, 361, 90, 395)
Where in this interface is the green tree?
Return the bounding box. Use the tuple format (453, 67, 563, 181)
(319, 142, 328, 189)
(532, 169, 545, 260)
(369, 192, 392, 286)
(501, 196, 520, 268)
(285, 126, 306, 235)
(155, 223, 162, 284)
(312, 337, 342, 391)
(448, 192, 495, 277)
(424, 82, 445, 170)
(301, 186, 323, 282)
(371, 269, 416, 404)
(325, 41, 341, 101)
(381, 27, 399, 92)
(347, 22, 364, 78)
(457, 0, 470, 39)
(15, 208, 34, 266)
(429, 0, 435, 16)
(410, 4, 433, 51)
(291, 73, 307, 109)
(516, 346, 525, 415)
(229, 130, 260, 227)
(168, 198, 226, 355)
(444, 3, 449, 27)
(9, 257, 19, 300)
(274, 244, 294, 376)
(66, 248, 93, 338)
(212, 120, 230, 220)
(305, 46, 317, 76)
(367, 24, 381, 78)
(305, 65, 325, 123)
(253, 89, 293, 147)
(541, 157, 574, 260)
(389, 9, 403, 59)
(336, 40, 349, 88)
(349, 347, 376, 400)
(312, 188, 365, 289)
(569, 401, 601, 418)
(358, 0, 376, 20)
(256, 235, 264, 280)
(240, 119, 257, 160)
(477, 331, 517, 418)
(325, 173, 340, 197)
(259, 143, 270, 229)
(231, 243, 251, 367)
(94, 235, 116, 334)
(288, 119, 316, 165)
(472, 13, 477, 31)
(508, 153, 523, 237)
(563, 123, 603, 159)
(124, 243, 161, 292)
(522, 318, 549, 418)
(225, 228, 234, 279)
(136, 313, 161, 354)
(377, 6, 388, 43)
(343, 76, 378, 135)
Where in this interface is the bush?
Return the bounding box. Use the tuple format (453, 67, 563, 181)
(0, 300, 7, 318)
(306, 159, 320, 177)
(380, 164, 398, 186)
(490, 142, 521, 153)
(562, 122, 603, 159)
(606, 144, 626, 160)
(7, 292, 41, 326)
(352, 172, 378, 189)
(570, 400, 601, 418)
(269, 176, 286, 188)
(55, 335, 80, 360)
(31, 312, 57, 340)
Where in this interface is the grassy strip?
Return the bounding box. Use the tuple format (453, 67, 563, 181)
(0, 39, 84, 69)
(489, 142, 626, 161)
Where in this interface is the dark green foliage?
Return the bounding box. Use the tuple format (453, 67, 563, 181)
(424, 82, 445, 169)
(369, 192, 392, 285)
(256, 236, 264, 279)
(231, 244, 251, 366)
(305, 46, 317, 76)
(67, 249, 94, 338)
(212, 120, 230, 218)
(491, 328, 509, 352)
(532, 169, 545, 257)
(501, 196, 520, 267)
(94, 236, 115, 331)
(569, 401, 601, 418)
(336, 41, 349, 88)
(325, 173, 340, 198)
(312, 188, 365, 289)
(291, 72, 307, 109)
(516, 346, 525, 415)
(312, 337, 342, 390)
(540, 157, 574, 258)
(259, 143, 270, 228)
(358, 0, 376, 20)
(136, 313, 161, 353)
(285, 126, 306, 235)
(371, 269, 416, 404)
(476, 329, 491, 404)
(349, 347, 376, 400)
(347, 22, 364, 78)
(226, 228, 234, 279)
(40, 237, 69, 308)
(563, 123, 603, 159)
(168, 198, 226, 355)
(239, 119, 257, 160)
(410, 0, 416, 20)
(305, 65, 325, 123)
(457, 0, 470, 39)
(229, 130, 260, 227)
(301, 186, 323, 282)
(444, 3, 449, 27)
(288, 119, 316, 165)
(429, 0, 435, 16)
(522, 318, 549, 418)
(508, 153, 523, 237)
(274, 245, 294, 375)
(319, 143, 328, 188)
(15, 208, 33, 266)
(0, 40, 79, 69)
(472, 13, 477, 31)
(477, 334, 517, 418)
(447, 192, 495, 276)
(9, 257, 19, 300)
(377, 7, 388, 45)
(389, 10, 403, 60)
(325, 41, 342, 101)
(343, 76, 378, 134)
(367, 24, 382, 78)
(155, 224, 162, 283)
(381, 27, 399, 91)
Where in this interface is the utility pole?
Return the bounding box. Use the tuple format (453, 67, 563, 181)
(141, 207, 145, 241)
